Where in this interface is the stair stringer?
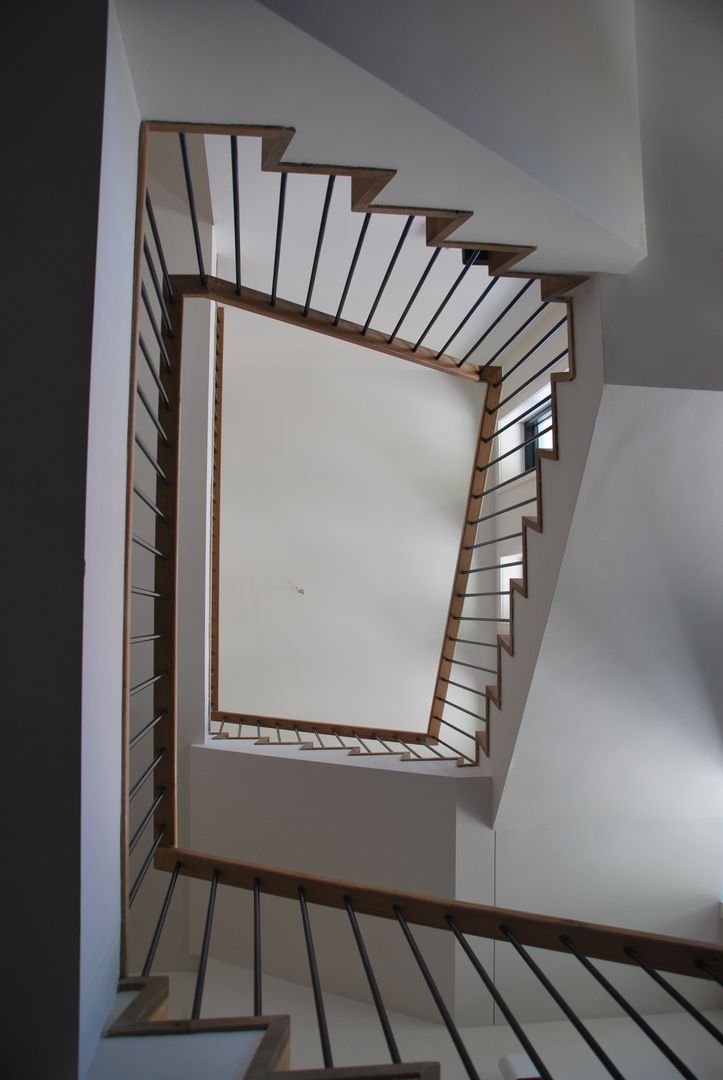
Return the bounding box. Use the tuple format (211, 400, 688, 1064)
(485, 278, 605, 816)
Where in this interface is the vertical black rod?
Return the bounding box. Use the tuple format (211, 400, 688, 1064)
(253, 878, 262, 1015)
(270, 172, 288, 306)
(501, 926, 625, 1079)
(128, 826, 167, 907)
(489, 349, 568, 413)
(345, 898, 401, 1063)
(435, 276, 499, 359)
(695, 959, 723, 987)
(299, 887, 334, 1067)
(128, 789, 166, 855)
(191, 870, 220, 1019)
(494, 316, 567, 386)
(561, 938, 697, 1078)
(145, 191, 175, 303)
(142, 861, 181, 976)
(394, 907, 480, 1080)
(625, 948, 723, 1046)
(482, 302, 548, 368)
(362, 215, 415, 335)
(143, 238, 174, 335)
(304, 175, 335, 316)
(179, 133, 207, 286)
(231, 136, 242, 295)
(458, 279, 534, 367)
(334, 212, 371, 326)
(140, 284, 172, 371)
(446, 918, 553, 1080)
(412, 250, 481, 352)
(386, 247, 441, 343)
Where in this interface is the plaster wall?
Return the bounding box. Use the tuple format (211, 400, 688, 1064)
(260, 0, 645, 259)
(114, 0, 643, 273)
(80, 7, 141, 1075)
(600, 0, 723, 390)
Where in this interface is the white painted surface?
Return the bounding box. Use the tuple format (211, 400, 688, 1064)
(166, 958, 723, 1079)
(260, 0, 645, 257)
(217, 307, 486, 732)
(599, 0, 723, 389)
(80, 8, 140, 1074)
(114, 0, 643, 272)
(189, 744, 493, 1023)
(89, 1029, 262, 1080)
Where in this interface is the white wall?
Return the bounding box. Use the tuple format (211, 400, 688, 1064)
(114, 0, 642, 273)
(260, 0, 645, 258)
(492, 384, 723, 1017)
(80, 5, 141, 1076)
(217, 308, 486, 732)
(600, 0, 723, 390)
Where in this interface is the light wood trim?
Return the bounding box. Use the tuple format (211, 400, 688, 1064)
(142, 121, 587, 298)
(211, 711, 436, 747)
(120, 122, 149, 978)
(172, 274, 481, 381)
(156, 846, 721, 984)
(106, 977, 435, 1080)
(427, 374, 502, 745)
(481, 298, 574, 756)
(210, 307, 225, 715)
(156, 846, 723, 981)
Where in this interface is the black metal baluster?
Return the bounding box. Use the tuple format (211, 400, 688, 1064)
(561, 937, 698, 1078)
(441, 677, 487, 698)
(136, 384, 170, 446)
(179, 133, 207, 286)
(135, 433, 169, 483)
(444, 657, 497, 674)
(230, 136, 241, 295)
(362, 215, 415, 335)
(142, 861, 181, 976)
(624, 948, 723, 1046)
(482, 303, 548, 368)
(145, 191, 175, 304)
(464, 531, 522, 550)
(129, 710, 167, 750)
(133, 484, 169, 521)
(299, 888, 334, 1067)
(387, 248, 441, 343)
(446, 918, 553, 1080)
(435, 736, 475, 763)
(334, 212, 371, 326)
(394, 907, 480, 1080)
(435, 702, 484, 727)
(412, 250, 481, 352)
(501, 926, 626, 1079)
(468, 496, 537, 526)
(304, 175, 335, 316)
(435, 277, 499, 359)
(478, 429, 552, 474)
(129, 789, 166, 854)
(345, 898, 401, 1063)
(143, 239, 174, 336)
(129, 671, 167, 698)
(140, 283, 172, 372)
(458, 279, 534, 367)
(138, 335, 171, 409)
(695, 959, 723, 987)
(191, 870, 220, 1019)
(254, 878, 262, 1015)
(489, 349, 568, 413)
(494, 317, 567, 387)
(482, 396, 552, 443)
(128, 825, 167, 907)
(128, 750, 167, 802)
(270, 173, 288, 306)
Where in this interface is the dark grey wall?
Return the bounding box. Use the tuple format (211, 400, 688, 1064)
(0, 2, 109, 1076)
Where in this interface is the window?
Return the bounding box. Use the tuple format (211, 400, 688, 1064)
(523, 405, 553, 472)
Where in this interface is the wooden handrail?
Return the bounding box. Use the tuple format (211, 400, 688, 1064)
(155, 845, 723, 983)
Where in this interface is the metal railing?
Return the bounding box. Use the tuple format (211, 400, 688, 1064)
(133, 846, 723, 1079)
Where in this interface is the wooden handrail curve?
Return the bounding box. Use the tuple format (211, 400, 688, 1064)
(155, 846, 723, 984)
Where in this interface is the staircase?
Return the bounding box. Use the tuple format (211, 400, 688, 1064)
(119, 119, 723, 1079)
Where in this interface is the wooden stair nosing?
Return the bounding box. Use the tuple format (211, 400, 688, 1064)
(144, 120, 588, 298)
